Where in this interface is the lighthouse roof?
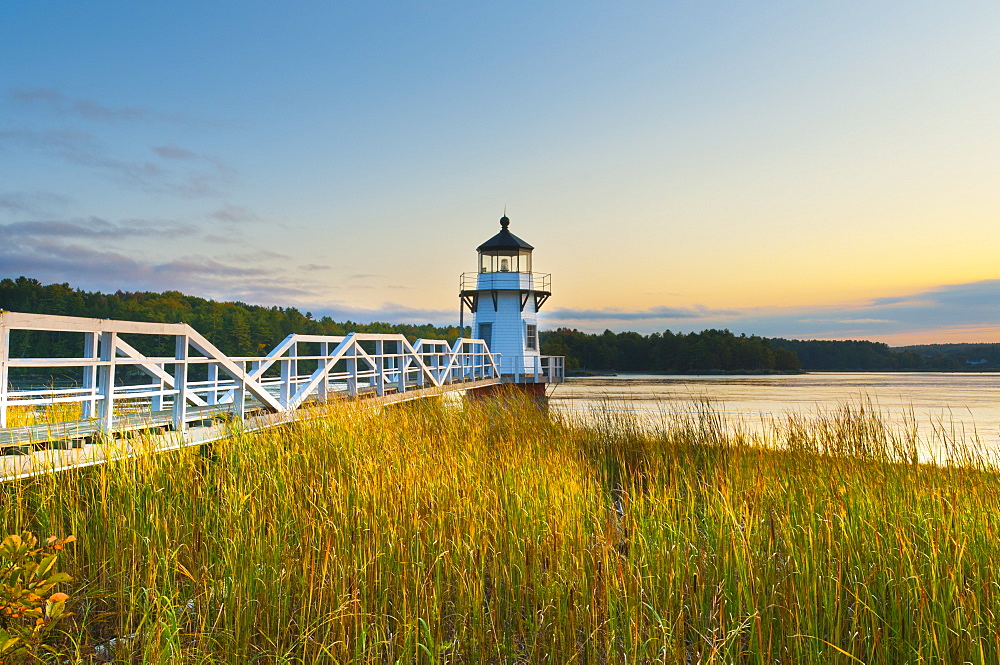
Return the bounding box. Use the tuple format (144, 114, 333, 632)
(476, 216, 534, 252)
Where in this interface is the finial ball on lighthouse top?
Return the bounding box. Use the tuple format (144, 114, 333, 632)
(500, 215, 510, 229)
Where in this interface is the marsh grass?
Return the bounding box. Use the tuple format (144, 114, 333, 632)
(2, 396, 1000, 663)
(6, 402, 83, 429)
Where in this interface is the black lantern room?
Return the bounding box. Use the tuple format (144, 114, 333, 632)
(476, 216, 533, 274)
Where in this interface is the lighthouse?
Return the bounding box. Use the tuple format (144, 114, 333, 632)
(460, 214, 556, 386)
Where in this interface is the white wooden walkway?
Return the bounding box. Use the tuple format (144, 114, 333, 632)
(0, 312, 564, 480)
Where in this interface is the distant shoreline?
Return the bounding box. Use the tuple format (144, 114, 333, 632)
(568, 368, 998, 377)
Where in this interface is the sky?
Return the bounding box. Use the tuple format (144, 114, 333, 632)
(1, 1, 998, 345)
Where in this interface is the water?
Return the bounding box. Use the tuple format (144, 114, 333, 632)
(549, 373, 1000, 458)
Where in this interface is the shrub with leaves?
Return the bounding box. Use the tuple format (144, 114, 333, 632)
(0, 533, 75, 659)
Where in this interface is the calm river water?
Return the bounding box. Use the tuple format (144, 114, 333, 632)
(549, 373, 1000, 459)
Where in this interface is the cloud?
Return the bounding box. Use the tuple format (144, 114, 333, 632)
(869, 295, 910, 306)
(9, 87, 186, 124)
(540, 279, 1000, 344)
(0, 191, 70, 216)
(153, 258, 270, 279)
(210, 205, 259, 223)
(306, 302, 459, 325)
(152, 144, 200, 160)
(0, 217, 195, 241)
(0, 128, 93, 151)
(203, 234, 240, 244)
(920, 279, 1000, 307)
(797, 318, 895, 325)
(0, 238, 297, 302)
(0, 210, 335, 311)
(0, 129, 232, 198)
(549, 304, 738, 321)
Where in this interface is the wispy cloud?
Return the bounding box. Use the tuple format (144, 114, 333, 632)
(151, 144, 200, 160)
(550, 304, 738, 321)
(0, 239, 300, 302)
(0, 217, 195, 241)
(0, 128, 93, 151)
(0, 130, 232, 198)
(10, 87, 187, 124)
(210, 205, 259, 223)
(306, 302, 459, 325)
(0, 209, 334, 309)
(796, 318, 895, 325)
(0, 191, 70, 216)
(542, 280, 1000, 344)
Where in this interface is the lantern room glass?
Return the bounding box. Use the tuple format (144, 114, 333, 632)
(479, 250, 532, 273)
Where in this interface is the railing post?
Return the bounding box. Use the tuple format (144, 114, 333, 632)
(397, 340, 406, 393)
(173, 334, 188, 431)
(374, 340, 385, 396)
(0, 326, 8, 429)
(291, 342, 298, 401)
(346, 345, 358, 397)
(233, 360, 246, 419)
(280, 342, 294, 408)
(151, 373, 164, 412)
(207, 362, 218, 405)
(80, 332, 98, 419)
(317, 342, 328, 400)
(97, 331, 117, 435)
(415, 342, 426, 389)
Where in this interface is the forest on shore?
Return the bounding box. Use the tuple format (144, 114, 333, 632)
(539, 329, 991, 372)
(2, 276, 995, 372)
(0, 276, 462, 359)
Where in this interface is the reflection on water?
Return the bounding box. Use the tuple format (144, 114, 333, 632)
(550, 373, 1000, 457)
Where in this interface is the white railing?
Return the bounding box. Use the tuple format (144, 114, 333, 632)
(0, 312, 500, 433)
(499, 355, 566, 384)
(459, 272, 551, 293)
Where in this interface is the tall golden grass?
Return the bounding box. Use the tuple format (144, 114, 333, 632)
(5, 402, 82, 429)
(2, 395, 999, 663)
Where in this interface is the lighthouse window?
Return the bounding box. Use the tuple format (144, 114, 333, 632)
(525, 324, 538, 350)
(480, 251, 529, 273)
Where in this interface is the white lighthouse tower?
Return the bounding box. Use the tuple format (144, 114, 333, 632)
(460, 214, 552, 382)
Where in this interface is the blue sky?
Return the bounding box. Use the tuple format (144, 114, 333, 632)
(2, 2, 999, 343)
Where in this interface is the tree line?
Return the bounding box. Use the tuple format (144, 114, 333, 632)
(0, 276, 463, 360)
(896, 343, 1000, 370)
(766, 339, 966, 371)
(540, 328, 801, 372)
(539, 328, 983, 372)
(3, 277, 988, 372)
